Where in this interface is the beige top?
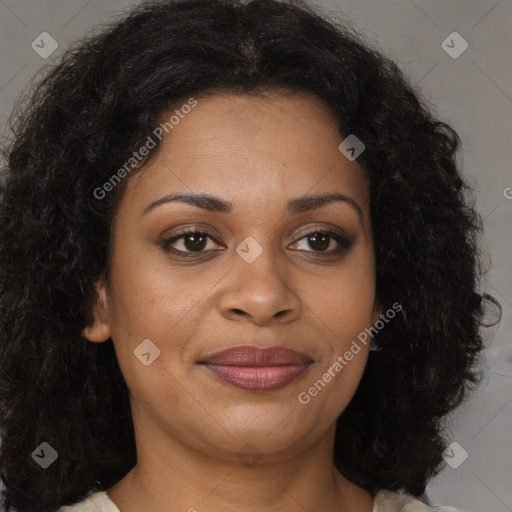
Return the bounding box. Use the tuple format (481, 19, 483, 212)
(57, 489, 461, 511)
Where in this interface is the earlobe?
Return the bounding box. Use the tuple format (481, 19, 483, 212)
(82, 321, 111, 343)
(82, 278, 112, 343)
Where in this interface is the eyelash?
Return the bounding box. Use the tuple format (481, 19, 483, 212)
(160, 227, 355, 259)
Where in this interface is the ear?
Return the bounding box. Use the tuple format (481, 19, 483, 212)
(82, 277, 112, 343)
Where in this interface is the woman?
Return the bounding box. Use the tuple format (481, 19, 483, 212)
(0, 0, 499, 511)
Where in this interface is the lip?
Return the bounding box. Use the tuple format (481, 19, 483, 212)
(200, 345, 313, 366)
(198, 345, 313, 392)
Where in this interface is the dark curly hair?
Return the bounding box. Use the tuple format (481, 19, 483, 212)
(0, 0, 500, 510)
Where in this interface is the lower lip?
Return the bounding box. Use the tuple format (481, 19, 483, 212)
(202, 364, 310, 391)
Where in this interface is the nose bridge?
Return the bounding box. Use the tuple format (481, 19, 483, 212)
(236, 232, 288, 294)
(218, 232, 302, 324)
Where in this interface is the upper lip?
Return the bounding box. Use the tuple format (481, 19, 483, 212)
(199, 345, 313, 366)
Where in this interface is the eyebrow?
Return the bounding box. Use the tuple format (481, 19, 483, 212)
(142, 191, 363, 221)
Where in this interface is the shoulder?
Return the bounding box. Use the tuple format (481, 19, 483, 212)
(57, 491, 120, 512)
(373, 489, 462, 512)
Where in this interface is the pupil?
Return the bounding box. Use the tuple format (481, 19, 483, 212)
(185, 234, 206, 251)
(309, 232, 329, 251)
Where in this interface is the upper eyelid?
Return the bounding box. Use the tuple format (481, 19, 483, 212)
(166, 225, 349, 239)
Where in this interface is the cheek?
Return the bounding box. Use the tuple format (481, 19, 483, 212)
(107, 245, 190, 330)
(296, 254, 375, 408)
(105, 246, 217, 378)
(307, 252, 377, 339)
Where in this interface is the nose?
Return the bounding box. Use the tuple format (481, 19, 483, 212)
(217, 245, 302, 326)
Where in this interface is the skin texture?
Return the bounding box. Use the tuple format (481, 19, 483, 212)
(84, 91, 381, 512)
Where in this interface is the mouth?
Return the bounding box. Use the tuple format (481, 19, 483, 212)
(198, 345, 313, 392)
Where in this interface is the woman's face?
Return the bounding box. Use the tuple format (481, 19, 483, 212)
(86, 90, 380, 462)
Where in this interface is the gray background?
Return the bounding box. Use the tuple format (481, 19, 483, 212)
(0, 1, 510, 511)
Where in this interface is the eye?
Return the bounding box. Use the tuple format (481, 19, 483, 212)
(161, 229, 223, 258)
(290, 229, 355, 256)
(161, 227, 355, 259)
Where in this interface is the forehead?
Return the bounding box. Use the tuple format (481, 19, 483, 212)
(124, 91, 370, 218)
